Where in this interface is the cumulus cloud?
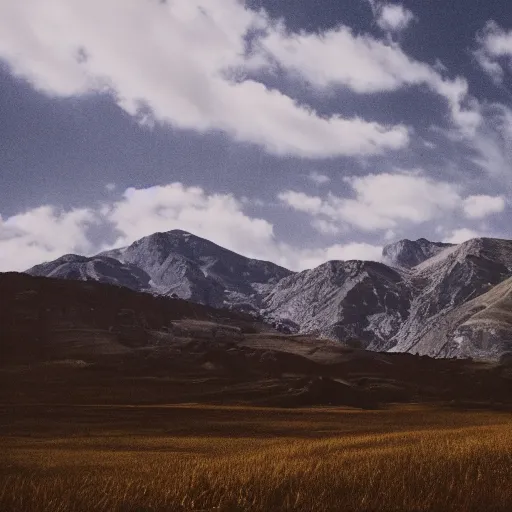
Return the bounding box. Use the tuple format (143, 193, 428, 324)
(372, 2, 416, 34)
(103, 183, 277, 262)
(462, 195, 505, 219)
(0, 183, 385, 272)
(297, 243, 383, 269)
(0, 206, 96, 271)
(104, 183, 382, 267)
(279, 172, 506, 233)
(443, 228, 483, 244)
(442, 225, 506, 244)
(260, 23, 432, 93)
(2, 180, 504, 274)
(0, 0, 410, 159)
(340, 173, 462, 228)
(0, 0, 485, 155)
(277, 191, 325, 216)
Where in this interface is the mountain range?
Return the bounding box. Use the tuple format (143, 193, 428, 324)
(25, 230, 512, 361)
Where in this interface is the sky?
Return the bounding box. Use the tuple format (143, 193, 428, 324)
(1, 0, 512, 272)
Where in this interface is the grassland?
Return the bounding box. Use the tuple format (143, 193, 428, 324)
(1, 404, 511, 511)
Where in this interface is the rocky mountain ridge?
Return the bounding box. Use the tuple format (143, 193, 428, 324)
(24, 231, 512, 360)
(382, 238, 454, 268)
(29, 230, 292, 310)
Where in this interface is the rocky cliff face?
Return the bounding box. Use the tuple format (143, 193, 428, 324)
(263, 238, 512, 360)
(400, 275, 512, 360)
(262, 260, 411, 350)
(389, 238, 512, 357)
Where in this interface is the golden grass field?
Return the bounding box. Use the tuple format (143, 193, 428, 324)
(1, 404, 511, 511)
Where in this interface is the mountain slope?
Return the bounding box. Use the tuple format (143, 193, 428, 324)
(263, 237, 512, 360)
(262, 260, 411, 350)
(24, 230, 512, 360)
(390, 237, 512, 355)
(28, 230, 293, 309)
(405, 275, 512, 360)
(0, 272, 268, 365)
(27, 254, 152, 291)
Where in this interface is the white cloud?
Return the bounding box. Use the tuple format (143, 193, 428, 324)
(474, 21, 512, 84)
(105, 183, 117, 192)
(2, 181, 506, 274)
(443, 228, 482, 244)
(280, 172, 462, 232)
(276, 191, 342, 234)
(375, 4, 416, 34)
(0, 182, 387, 273)
(384, 229, 396, 241)
(298, 243, 383, 269)
(311, 219, 341, 235)
(307, 171, 331, 185)
(326, 242, 383, 262)
(474, 50, 504, 85)
(105, 184, 381, 267)
(460, 102, 512, 177)
(438, 24, 512, 177)
(0, 0, 409, 159)
(259, 15, 480, 134)
(462, 195, 505, 219)
(261, 23, 427, 93)
(104, 183, 277, 262)
(279, 172, 507, 234)
(277, 191, 325, 216)
(442, 224, 506, 245)
(342, 173, 461, 228)
(0, 206, 96, 271)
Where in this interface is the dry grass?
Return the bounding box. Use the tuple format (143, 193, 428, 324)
(1, 405, 511, 511)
